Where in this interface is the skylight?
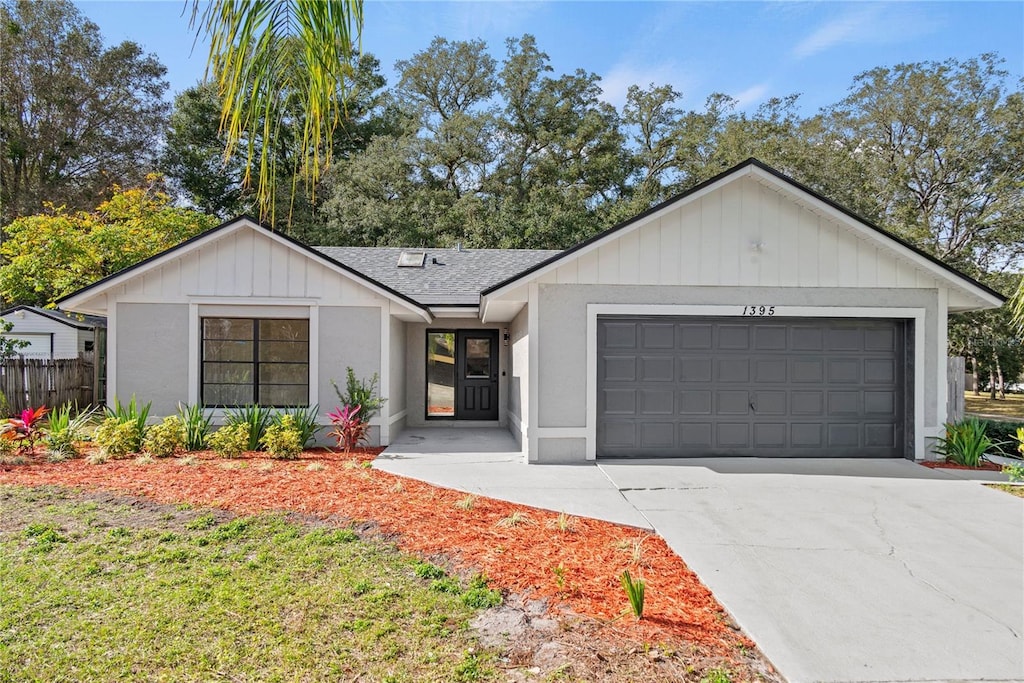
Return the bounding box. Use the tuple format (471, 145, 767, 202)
(397, 251, 426, 268)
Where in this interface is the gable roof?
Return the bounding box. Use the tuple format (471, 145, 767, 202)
(56, 216, 433, 321)
(1, 305, 105, 330)
(317, 246, 559, 306)
(481, 158, 1006, 310)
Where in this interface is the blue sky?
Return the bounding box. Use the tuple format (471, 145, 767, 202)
(77, 1, 1023, 114)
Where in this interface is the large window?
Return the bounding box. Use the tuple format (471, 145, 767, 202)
(201, 318, 309, 407)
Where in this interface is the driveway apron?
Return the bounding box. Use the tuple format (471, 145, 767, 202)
(599, 459, 1024, 683)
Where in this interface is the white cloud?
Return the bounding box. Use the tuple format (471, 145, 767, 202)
(732, 83, 770, 110)
(599, 62, 696, 108)
(792, 4, 943, 60)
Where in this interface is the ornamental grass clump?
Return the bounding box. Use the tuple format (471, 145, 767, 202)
(44, 403, 97, 459)
(207, 423, 249, 458)
(619, 569, 646, 620)
(144, 416, 186, 458)
(273, 406, 320, 447)
(177, 403, 213, 451)
(935, 417, 994, 468)
(261, 414, 303, 459)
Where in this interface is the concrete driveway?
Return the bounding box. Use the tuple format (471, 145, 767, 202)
(379, 432, 1023, 682)
(601, 458, 1024, 683)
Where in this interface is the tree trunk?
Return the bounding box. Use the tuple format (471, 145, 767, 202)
(971, 356, 981, 395)
(989, 365, 997, 400)
(996, 356, 1006, 400)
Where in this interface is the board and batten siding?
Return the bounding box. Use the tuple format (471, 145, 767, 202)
(112, 227, 388, 307)
(540, 176, 942, 291)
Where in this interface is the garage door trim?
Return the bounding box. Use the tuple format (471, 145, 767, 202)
(584, 304, 926, 460)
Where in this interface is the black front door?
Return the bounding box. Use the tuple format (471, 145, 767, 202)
(454, 330, 499, 420)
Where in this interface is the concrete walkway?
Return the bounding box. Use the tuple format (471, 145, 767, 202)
(378, 429, 1024, 683)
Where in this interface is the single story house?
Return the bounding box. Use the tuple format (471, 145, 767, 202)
(0, 305, 105, 359)
(57, 159, 1004, 462)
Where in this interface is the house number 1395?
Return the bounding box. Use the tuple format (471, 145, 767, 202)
(742, 306, 775, 316)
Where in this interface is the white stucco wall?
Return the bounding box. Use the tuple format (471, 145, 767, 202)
(116, 303, 190, 417)
(507, 306, 529, 448)
(388, 316, 407, 436)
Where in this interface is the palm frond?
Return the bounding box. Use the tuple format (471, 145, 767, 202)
(192, 0, 362, 224)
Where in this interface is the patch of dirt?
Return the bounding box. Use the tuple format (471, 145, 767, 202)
(0, 447, 781, 681)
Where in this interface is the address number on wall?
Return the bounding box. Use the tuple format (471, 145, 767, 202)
(741, 305, 776, 316)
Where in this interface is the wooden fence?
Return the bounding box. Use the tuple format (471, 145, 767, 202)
(947, 356, 965, 423)
(0, 356, 96, 414)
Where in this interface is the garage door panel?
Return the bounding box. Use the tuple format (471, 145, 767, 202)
(679, 358, 713, 382)
(640, 422, 674, 448)
(864, 359, 896, 383)
(792, 423, 824, 447)
(717, 423, 750, 447)
(718, 325, 751, 350)
(602, 389, 636, 415)
(639, 356, 674, 381)
(717, 390, 751, 415)
(752, 390, 787, 415)
(717, 359, 750, 382)
(754, 423, 787, 447)
(679, 422, 712, 447)
(678, 324, 713, 349)
(597, 317, 905, 458)
(828, 391, 861, 415)
(602, 356, 636, 381)
(602, 323, 638, 348)
(641, 323, 675, 349)
(639, 389, 674, 415)
(828, 359, 861, 383)
(679, 390, 712, 414)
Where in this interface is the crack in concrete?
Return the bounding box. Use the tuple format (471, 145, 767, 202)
(870, 501, 1022, 641)
(616, 486, 711, 492)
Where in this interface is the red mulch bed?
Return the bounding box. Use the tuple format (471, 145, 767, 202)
(919, 460, 1003, 471)
(0, 446, 753, 659)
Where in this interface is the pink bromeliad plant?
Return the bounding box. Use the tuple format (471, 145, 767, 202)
(0, 405, 49, 452)
(327, 404, 369, 453)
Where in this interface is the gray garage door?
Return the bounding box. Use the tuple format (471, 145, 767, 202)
(597, 316, 906, 458)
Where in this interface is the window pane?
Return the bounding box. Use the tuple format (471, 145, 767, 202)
(258, 341, 308, 363)
(260, 363, 307, 384)
(260, 319, 308, 342)
(204, 340, 253, 362)
(465, 338, 490, 378)
(204, 318, 254, 340)
(427, 332, 455, 417)
(259, 384, 308, 406)
(204, 384, 253, 406)
(203, 362, 253, 384)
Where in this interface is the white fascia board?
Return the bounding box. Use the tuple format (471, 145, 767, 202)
(746, 166, 1003, 309)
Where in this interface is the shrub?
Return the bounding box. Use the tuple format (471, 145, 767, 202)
(144, 416, 186, 458)
(207, 423, 249, 458)
(44, 403, 98, 459)
(935, 417, 993, 467)
(983, 420, 1024, 457)
(177, 403, 213, 451)
(273, 405, 320, 447)
(92, 417, 141, 458)
(332, 367, 385, 418)
(1003, 461, 1024, 482)
(105, 396, 151, 450)
(225, 404, 273, 451)
(327, 404, 369, 453)
(261, 414, 303, 459)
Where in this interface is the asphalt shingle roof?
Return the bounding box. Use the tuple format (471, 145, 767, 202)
(315, 246, 560, 306)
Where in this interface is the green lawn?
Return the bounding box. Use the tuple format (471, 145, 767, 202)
(0, 486, 497, 682)
(964, 392, 1024, 420)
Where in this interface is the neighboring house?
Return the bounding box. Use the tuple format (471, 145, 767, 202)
(0, 305, 105, 359)
(57, 159, 1004, 461)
